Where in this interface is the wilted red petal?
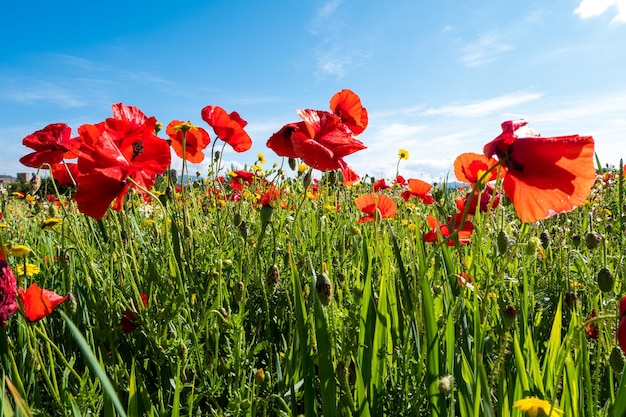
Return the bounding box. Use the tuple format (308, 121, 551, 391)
(329, 89, 369, 135)
(17, 283, 67, 322)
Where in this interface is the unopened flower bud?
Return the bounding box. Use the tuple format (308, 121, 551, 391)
(260, 204, 274, 227)
(288, 158, 297, 171)
(610, 346, 625, 374)
(30, 175, 41, 194)
(265, 264, 280, 293)
(597, 267, 614, 292)
(571, 234, 581, 248)
(315, 272, 333, 306)
(526, 237, 540, 256)
(254, 368, 265, 384)
(497, 230, 509, 255)
(233, 211, 242, 227)
(303, 170, 312, 189)
(539, 231, 551, 249)
(234, 281, 245, 302)
(502, 305, 518, 330)
(585, 231, 601, 249)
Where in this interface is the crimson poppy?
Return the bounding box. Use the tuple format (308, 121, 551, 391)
(51, 162, 80, 187)
(585, 308, 598, 340)
(19, 123, 81, 169)
(401, 178, 435, 204)
(17, 283, 67, 322)
(373, 178, 391, 192)
(228, 170, 255, 191)
(73, 103, 171, 219)
(120, 293, 148, 333)
(483, 120, 595, 223)
(424, 213, 474, 246)
(166, 120, 211, 163)
(355, 194, 396, 223)
(329, 89, 369, 135)
(201, 106, 252, 152)
(456, 183, 500, 215)
(259, 184, 281, 206)
(0, 260, 18, 327)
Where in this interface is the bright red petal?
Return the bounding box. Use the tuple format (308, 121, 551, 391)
(453, 152, 501, 184)
(329, 89, 369, 135)
(355, 194, 396, 221)
(18, 283, 67, 322)
(73, 167, 129, 219)
(407, 178, 431, 196)
(266, 122, 303, 159)
(503, 135, 595, 222)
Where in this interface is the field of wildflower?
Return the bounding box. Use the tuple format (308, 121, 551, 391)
(1, 90, 626, 416)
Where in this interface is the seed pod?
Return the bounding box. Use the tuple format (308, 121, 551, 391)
(315, 272, 333, 306)
(539, 231, 551, 249)
(610, 347, 625, 374)
(597, 267, 614, 292)
(585, 231, 601, 249)
(497, 230, 509, 255)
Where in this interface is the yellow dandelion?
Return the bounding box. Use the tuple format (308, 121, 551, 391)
(297, 163, 308, 173)
(257, 153, 266, 164)
(251, 164, 264, 173)
(15, 263, 41, 277)
(25, 195, 36, 205)
(41, 217, 63, 230)
(142, 219, 155, 227)
(398, 149, 409, 160)
(254, 368, 265, 384)
(9, 245, 31, 257)
(513, 397, 563, 417)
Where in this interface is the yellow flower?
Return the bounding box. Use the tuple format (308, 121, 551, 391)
(257, 153, 266, 164)
(9, 245, 31, 257)
(398, 149, 409, 160)
(251, 164, 264, 173)
(41, 217, 63, 230)
(298, 163, 308, 173)
(15, 263, 41, 277)
(513, 397, 563, 417)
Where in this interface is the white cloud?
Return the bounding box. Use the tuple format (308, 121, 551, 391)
(422, 92, 542, 117)
(0, 81, 86, 108)
(460, 31, 513, 67)
(574, 0, 626, 23)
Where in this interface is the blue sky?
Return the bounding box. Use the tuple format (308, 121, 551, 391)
(1, 0, 625, 181)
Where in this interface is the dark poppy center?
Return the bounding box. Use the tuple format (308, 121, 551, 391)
(496, 143, 524, 173)
(131, 140, 144, 160)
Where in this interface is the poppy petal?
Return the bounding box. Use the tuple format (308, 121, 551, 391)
(18, 283, 67, 322)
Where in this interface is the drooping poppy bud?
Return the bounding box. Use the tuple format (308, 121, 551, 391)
(597, 268, 614, 293)
(316, 272, 333, 306)
(585, 231, 601, 250)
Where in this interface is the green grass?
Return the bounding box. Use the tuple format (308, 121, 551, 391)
(1, 163, 625, 416)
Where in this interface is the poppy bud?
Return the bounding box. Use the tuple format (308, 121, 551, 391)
(265, 264, 280, 293)
(303, 170, 312, 189)
(30, 175, 41, 194)
(502, 305, 518, 330)
(234, 281, 244, 302)
(571, 234, 581, 248)
(315, 272, 333, 306)
(585, 231, 601, 249)
(539, 231, 551, 249)
(48, 204, 57, 218)
(526, 237, 540, 256)
(233, 211, 242, 227)
(260, 204, 274, 228)
(597, 268, 614, 292)
(610, 346, 625, 374)
(327, 170, 337, 186)
(497, 230, 509, 255)
(288, 158, 297, 171)
(154, 121, 163, 134)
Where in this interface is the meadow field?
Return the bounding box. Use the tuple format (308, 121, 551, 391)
(1, 95, 626, 416)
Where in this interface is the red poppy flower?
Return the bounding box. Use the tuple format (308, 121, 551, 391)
(355, 194, 397, 223)
(373, 178, 392, 192)
(453, 152, 502, 185)
(19, 123, 81, 168)
(456, 183, 500, 215)
(401, 178, 435, 204)
(266, 122, 305, 159)
(395, 175, 407, 187)
(424, 213, 474, 246)
(259, 184, 281, 206)
(483, 120, 595, 223)
(166, 120, 211, 163)
(0, 260, 18, 327)
(619, 296, 626, 355)
(585, 308, 598, 340)
(329, 89, 369, 135)
(228, 170, 255, 191)
(17, 283, 67, 322)
(73, 103, 171, 219)
(120, 293, 148, 333)
(201, 106, 252, 152)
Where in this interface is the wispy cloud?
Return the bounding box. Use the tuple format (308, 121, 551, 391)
(422, 92, 543, 117)
(460, 31, 513, 67)
(574, 0, 626, 23)
(0, 81, 86, 108)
